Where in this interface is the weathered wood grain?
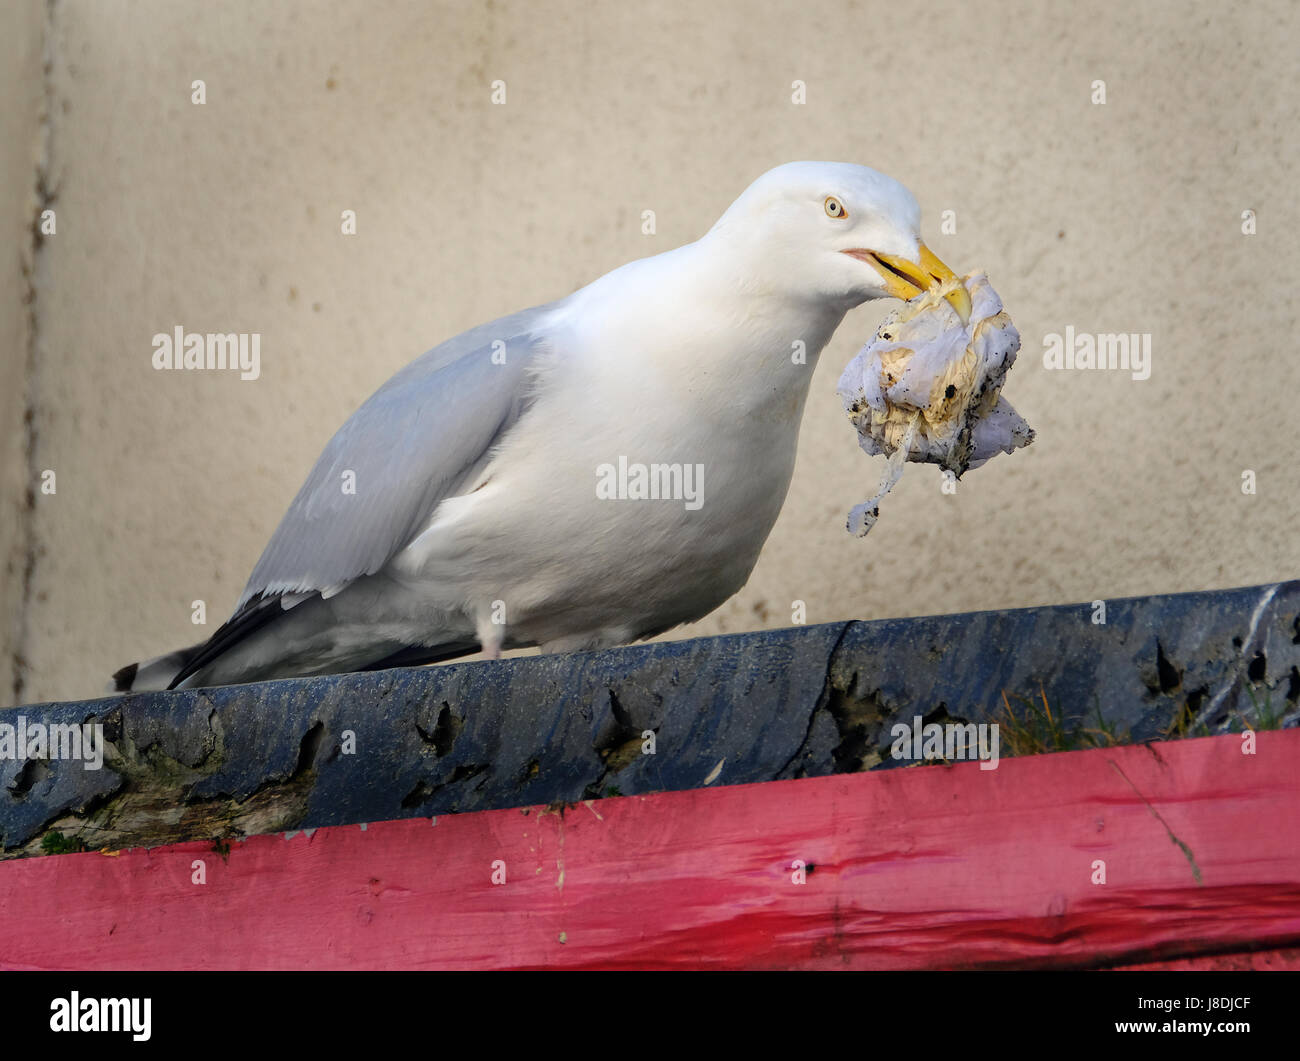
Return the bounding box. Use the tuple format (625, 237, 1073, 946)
(5, 580, 1297, 862)
(2, 729, 1296, 970)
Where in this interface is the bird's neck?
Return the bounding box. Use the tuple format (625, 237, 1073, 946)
(560, 241, 846, 430)
(641, 236, 849, 354)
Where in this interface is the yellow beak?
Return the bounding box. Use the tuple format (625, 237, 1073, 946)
(845, 242, 972, 323)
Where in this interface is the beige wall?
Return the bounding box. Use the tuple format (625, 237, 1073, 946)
(4, 0, 1298, 706)
(1, 0, 48, 703)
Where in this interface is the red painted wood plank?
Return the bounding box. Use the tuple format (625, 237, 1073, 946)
(1, 730, 1298, 970)
(1113, 947, 1300, 971)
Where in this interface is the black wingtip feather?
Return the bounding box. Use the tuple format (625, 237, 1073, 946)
(112, 662, 139, 692)
(166, 593, 311, 690)
(359, 641, 481, 672)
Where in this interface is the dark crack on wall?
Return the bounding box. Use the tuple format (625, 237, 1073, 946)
(1185, 685, 1213, 724)
(402, 756, 494, 814)
(416, 701, 462, 757)
(8, 755, 49, 798)
(1154, 641, 1182, 695)
(826, 673, 894, 773)
(774, 622, 851, 779)
(293, 721, 324, 776)
(9, 0, 60, 707)
(577, 690, 650, 801)
(777, 623, 903, 778)
(400, 780, 434, 809)
(592, 688, 645, 776)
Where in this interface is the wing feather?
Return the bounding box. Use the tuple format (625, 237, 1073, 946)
(236, 302, 559, 611)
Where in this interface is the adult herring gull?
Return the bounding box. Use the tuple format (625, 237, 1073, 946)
(114, 161, 966, 691)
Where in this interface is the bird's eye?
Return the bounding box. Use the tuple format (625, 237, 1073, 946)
(824, 196, 847, 219)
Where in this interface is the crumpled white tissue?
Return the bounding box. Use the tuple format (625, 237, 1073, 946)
(837, 272, 1034, 536)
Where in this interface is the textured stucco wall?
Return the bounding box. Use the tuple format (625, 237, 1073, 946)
(0, 0, 49, 702)
(4, 0, 1298, 705)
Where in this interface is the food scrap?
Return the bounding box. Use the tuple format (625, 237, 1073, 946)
(837, 272, 1034, 536)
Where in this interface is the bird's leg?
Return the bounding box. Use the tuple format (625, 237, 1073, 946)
(476, 604, 505, 661)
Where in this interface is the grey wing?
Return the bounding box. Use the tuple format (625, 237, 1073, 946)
(236, 302, 560, 610)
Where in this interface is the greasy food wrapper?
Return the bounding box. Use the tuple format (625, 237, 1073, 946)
(837, 272, 1034, 536)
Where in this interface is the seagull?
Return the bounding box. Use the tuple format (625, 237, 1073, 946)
(114, 161, 965, 692)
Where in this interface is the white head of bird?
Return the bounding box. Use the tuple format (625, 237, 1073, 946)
(706, 160, 965, 316)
